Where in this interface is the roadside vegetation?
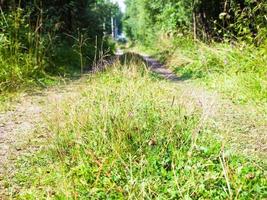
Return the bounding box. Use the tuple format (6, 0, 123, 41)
(124, 0, 267, 106)
(123, 1, 267, 176)
(0, 0, 122, 92)
(1, 0, 267, 199)
(6, 61, 266, 199)
(134, 37, 267, 106)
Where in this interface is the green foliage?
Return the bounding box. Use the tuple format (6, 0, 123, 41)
(9, 63, 266, 198)
(175, 39, 267, 104)
(0, 7, 43, 90)
(213, 0, 267, 44)
(124, 0, 267, 43)
(124, 0, 192, 43)
(0, 0, 122, 91)
(124, 0, 267, 105)
(138, 36, 267, 105)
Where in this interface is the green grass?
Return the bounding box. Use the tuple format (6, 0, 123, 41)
(0, 47, 82, 93)
(0, 42, 83, 112)
(7, 62, 266, 199)
(0, 92, 18, 112)
(134, 37, 267, 105)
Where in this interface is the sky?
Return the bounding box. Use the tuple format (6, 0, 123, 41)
(112, 0, 126, 13)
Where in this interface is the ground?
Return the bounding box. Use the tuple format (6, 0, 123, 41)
(0, 54, 266, 198)
(0, 78, 88, 197)
(143, 53, 266, 159)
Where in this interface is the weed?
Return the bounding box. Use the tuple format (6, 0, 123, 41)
(134, 37, 267, 105)
(8, 62, 266, 199)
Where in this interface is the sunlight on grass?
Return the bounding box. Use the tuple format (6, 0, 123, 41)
(135, 37, 267, 105)
(8, 62, 266, 199)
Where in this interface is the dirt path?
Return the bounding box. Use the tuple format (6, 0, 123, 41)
(0, 93, 45, 197)
(0, 95, 42, 171)
(143, 55, 181, 81)
(142, 54, 267, 160)
(0, 78, 89, 197)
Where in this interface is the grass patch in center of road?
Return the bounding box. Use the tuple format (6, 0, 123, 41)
(8, 62, 266, 199)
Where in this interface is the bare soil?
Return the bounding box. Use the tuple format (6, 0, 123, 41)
(0, 78, 88, 198)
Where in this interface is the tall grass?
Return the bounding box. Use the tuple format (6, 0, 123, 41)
(9, 62, 266, 199)
(135, 37, 267, 105)
(0, 7, 53, 91)
(0, 8, 112, 92)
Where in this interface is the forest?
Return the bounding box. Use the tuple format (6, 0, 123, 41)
(0, 0, 122, 90)
(125, 0, 267, 44)
(0, 0, 266, 199)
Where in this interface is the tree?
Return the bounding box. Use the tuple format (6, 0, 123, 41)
(124, 0, 267, 44)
